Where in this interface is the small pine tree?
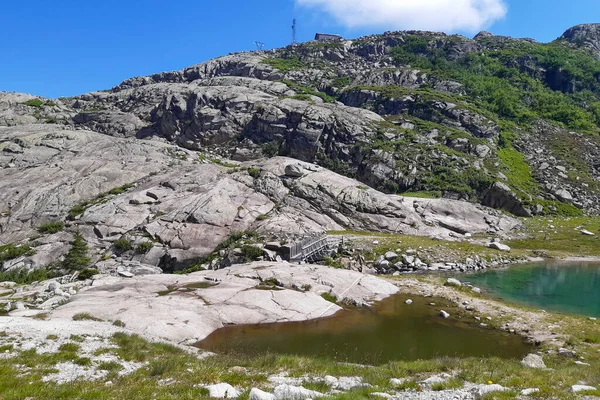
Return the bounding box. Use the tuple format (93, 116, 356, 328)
(63, 233, 91, 271)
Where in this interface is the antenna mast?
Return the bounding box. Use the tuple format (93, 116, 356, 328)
(292, 19, 297, 44)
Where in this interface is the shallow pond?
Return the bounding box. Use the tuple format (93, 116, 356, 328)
(197, 295, 529, 365)
(469, 261, 600, 318)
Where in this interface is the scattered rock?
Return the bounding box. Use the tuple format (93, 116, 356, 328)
(571, 384, 597, 393)
(521, 354, 546, 369)
(250, 388, 276, 400)
(284, 164, 306, 178)
(273, 384, 324, 400)
(204, 383, 240, 399)
(521, 388, 540, 395)
(475, 384, 507, 396)
(439, 310, 450, 319)
(446, 278, 462, 287)
(558, 348, 577, 357)
(117, 271, 134, 278)
(405, 299, 413, 305)
(487, 242, 511, 252)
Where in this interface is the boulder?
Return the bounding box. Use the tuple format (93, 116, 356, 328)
(204, 383, 240, 399)
(521, 354, 546, 369)
(249, 388, 275, 400)
(475, 384, 507, 396)
(487, 242, 511, 252)
(446, 278, 462, 287)
(439, 310, 450, 319)
(571, 385, 597, 393)
(482, 182, 531, 217)
(273, 384, 324, 400)
(284, 164, 306, 178)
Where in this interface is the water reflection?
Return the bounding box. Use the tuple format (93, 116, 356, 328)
(197, 295, 529, 365)
(469, 261, 600, 317)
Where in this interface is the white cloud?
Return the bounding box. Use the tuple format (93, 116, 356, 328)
(295, 0, 508, 33)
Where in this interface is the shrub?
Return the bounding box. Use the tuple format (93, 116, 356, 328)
(135, 241, 153, 254)
(62, 233, 91, 271)
(247, 168, 261, 179)
(261, 57, 305, 71)
(262, 141, 280, 158)
(67, 204, 87, 220)
(113, 239, 133, 252)
(321, 292, 338, 303)
(108, 184, 134, 195)
(0, 244, 35, 266)
(37, 221, 65, 234)
(23, 99, 44, 107)
(77, 268, 99, 280)
(239, 245, 264, 262)
(0, 268, 52, 284)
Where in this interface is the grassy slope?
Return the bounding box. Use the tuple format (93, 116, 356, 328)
(1, 301, 598, 399)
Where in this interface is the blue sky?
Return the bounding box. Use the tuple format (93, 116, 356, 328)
(1, 0, 598, 98)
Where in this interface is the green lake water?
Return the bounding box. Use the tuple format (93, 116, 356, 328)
(469, 261, 600, 318)
(197, 295, 529, 365)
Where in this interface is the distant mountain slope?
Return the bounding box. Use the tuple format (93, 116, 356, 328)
(2, 24, 600, 218)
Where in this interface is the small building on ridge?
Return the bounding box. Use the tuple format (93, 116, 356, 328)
(314, 33, 344, 41)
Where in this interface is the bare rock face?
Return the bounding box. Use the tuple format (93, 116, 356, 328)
(0, 122, 521, 271)
(482, 182, 532, 217)
(49, 262, 400, 343)
(560, 24, 600, 59)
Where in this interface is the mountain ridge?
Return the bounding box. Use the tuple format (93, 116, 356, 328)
(2, 23, 600, 220)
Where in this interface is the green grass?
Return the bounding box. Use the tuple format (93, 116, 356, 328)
(283, 80, 336, 104)
(22, 99, 45, 107)
(67, 184, 136, 220)
(320, 292, 338, 303)
(508, 216, 600, 257)
(399, 191, 442, 199)
(107, 184, 134, 195)
(328, 230, 521, 264)
(0, 322, 598, 399)
(72, 313, 103, 322)
(261, 57, 306, 72)
(497, 144, 540, 196)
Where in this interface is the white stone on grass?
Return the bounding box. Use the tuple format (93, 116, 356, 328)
(571, 385, 597, 393)
(274, 384, 324, 400)
(204, 383, 240, 398)
(446, 278, 462, 287)
(250, 388, 276, 400)
(521, 354, 546, 369)
(475, 384, 507, 396)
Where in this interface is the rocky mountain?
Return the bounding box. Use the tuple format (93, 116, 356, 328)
(1, 23, 600, 274)
(559, 24, 600, 59)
